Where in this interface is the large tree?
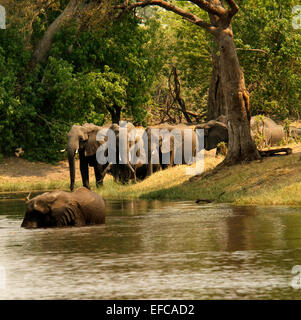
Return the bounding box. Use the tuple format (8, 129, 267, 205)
(117, 0, 261, 164)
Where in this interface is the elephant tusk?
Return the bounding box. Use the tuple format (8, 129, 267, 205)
(26, 192, 31, 201)
(102, 163, 112, 176)
(127, 163, 135, 174)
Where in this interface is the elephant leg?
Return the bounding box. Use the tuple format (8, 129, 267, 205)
(125, 163, 136, 183)
(79, 151, 90, 189)
(94, 165, 103, 188)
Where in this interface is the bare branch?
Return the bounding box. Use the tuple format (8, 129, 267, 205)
(236, 48, 268, 54)
(225, 0, 239, 18)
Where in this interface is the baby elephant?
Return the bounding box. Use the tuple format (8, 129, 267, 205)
(21, 187, 105, 228)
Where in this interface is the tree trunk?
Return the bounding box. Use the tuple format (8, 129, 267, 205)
(29, 0, 80, 69)
(207, 0, 226, 121)
(218, 29, 260, 163)
(207, 49, 226, 120)
(112, 0, 262, 164)
(108, 105, 121, 123)
(171, 66, 192, 123)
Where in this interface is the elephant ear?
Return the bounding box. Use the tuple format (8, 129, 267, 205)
(85, 129, 101, 157)
(50, 200, 80, 226)
(31, 192, 58, 214)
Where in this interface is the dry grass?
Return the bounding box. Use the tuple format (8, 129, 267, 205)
(98, 145, 301, 205)
(2, 145, 301, 206)
(98, 150, 222, 199)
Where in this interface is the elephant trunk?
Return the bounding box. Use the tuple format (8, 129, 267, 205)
(21, 219, 38, 229)
(67, 147, 76, 191)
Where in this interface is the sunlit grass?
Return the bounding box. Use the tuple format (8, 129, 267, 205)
(97, 154, 222, 199)
(2, 146, 301, 206)
(98, 150, 301, 205)
(0, 180, 81, 193)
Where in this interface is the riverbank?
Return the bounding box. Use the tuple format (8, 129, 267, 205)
(1, 144, 301, 205)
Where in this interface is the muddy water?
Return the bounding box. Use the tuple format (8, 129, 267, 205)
(1, 195, 301, 299)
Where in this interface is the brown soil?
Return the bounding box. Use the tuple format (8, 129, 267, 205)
(1, 144, 301, 185)
(0, 157, 83, 183)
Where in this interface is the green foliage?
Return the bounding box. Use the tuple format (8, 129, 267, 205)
(148, 6, 212, 120)
(1, 0, 300, 163)
(147, 1, 300, 121)
(0, 6, 165, 162)
(233, 0, 301, 119)
(50, 15, 165, 125)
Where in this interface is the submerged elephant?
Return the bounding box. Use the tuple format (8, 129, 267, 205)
(21, 187, 105, 228)
(67, 123, 111, 191)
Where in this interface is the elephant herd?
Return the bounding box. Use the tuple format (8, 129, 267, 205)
(66, 115, 296, 191)
(67, 121, 198, 190)
(21, 115, 298, 229)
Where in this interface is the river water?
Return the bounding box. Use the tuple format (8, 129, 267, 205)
(0, 193, 301, 299)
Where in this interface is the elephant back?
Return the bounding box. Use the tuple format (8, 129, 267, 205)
(73, 188, 105, 224)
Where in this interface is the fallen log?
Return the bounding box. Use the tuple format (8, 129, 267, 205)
(259, 148, 292, 157)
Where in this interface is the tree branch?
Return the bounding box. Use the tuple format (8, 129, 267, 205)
(225, 0, 239, 18)
(236, 48, 268, 54)
(189, 0, 226, 16)
(116, 0, 216, 32)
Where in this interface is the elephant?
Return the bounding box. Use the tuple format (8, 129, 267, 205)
(195, 115, 285, 152)
(195, 120, 228, 151)
(21, 187, 106, 228)
(289, 126, 301, 139)
(146, 123, 197, 172)
(67, 123, 111, 191)
(250, 116, 285, 146)
(104, 122, 138, 184)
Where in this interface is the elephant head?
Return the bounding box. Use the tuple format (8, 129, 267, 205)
(67, 123, 102, 191)
(21, 188, 105, 228)
(195, 120, 228, 150)
(21, 191, 69, 228)
(109, 122, 137, 183)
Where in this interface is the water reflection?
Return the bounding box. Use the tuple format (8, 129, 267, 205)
(0, 195, 301, 299)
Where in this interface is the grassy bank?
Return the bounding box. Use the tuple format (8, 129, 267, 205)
(97, 150, 301, 206)
(2, 146, 301, 205)
(0, 181, 71, 193)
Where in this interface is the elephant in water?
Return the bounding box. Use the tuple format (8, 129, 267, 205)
(67, 123, 111, 191)
(21, 187, 105, 228)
